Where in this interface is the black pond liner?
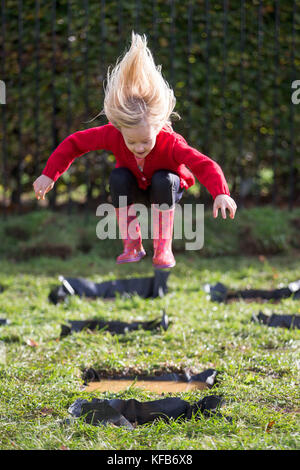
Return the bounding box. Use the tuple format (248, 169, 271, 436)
(68, 368, 223, 428)
(0, 319, 7, 325)
(82, 367, 218, 388)
(60, 310, 169, 338)
(205, 280, 300, 303)
(68, 395, 226, 429)
(49, 270, 170, 304)
(252, 311, 300, 329)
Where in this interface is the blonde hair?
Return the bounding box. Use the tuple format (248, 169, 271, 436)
(101, 32, 180, 130)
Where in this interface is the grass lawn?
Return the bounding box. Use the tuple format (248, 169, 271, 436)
(0, 208, 299, 450)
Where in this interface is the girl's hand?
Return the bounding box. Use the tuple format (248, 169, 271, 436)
(33, 174, 54, 200)
(213, 194, 237, 219)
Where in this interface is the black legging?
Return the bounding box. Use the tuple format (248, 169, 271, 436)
(109, 167, 184, 208)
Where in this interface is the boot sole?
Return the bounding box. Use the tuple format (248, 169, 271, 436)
(116, 251, 146, 264)
(152, 261, 176, 269)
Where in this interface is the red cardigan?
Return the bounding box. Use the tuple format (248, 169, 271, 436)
(42, 123, 230, 199)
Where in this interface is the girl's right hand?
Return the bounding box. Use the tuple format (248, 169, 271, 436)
(33, 174, 55, 200)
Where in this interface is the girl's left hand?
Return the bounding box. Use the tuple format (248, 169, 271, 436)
(213, 194, 237, 219)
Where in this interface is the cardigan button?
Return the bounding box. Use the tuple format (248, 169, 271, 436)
(142, 177, 146, 181)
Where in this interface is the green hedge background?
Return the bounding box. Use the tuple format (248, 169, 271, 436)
(1, 0, 299, 208)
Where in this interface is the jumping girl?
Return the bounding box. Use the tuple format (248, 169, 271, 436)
(33, 32, 237, 269)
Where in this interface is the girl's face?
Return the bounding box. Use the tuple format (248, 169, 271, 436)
(121, 121, 159, 159)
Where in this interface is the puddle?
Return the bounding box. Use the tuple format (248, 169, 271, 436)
(85, 379, 208, 394)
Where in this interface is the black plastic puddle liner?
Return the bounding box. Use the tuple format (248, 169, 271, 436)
(60, 310, 169, 338)
(49, 270, 170, 304)
(252, 311, 300, 329)
(0, 287, 6, 325)
(68, 368, 227, 428)
(205, 280, 300, 303)
(68, 395, 226, 429)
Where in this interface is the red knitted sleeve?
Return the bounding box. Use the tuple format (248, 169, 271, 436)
(172, 135, 230, 199)
(42, 124, 116, 182)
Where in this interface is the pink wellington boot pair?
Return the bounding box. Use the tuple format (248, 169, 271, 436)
(115, 204, 175, 269)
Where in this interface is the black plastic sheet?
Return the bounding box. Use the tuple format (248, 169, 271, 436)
(82, 368, 218, 388)
(49, 270, 170, 304)
(252, 311, 300, 329)
(68, 394, 225, 428)
(205, 280, 300, 303)
(60, 310, 169, 338)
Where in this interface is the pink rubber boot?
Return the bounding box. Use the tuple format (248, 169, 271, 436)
(152, 204, 176, 269)
(115, 205, 146, 264)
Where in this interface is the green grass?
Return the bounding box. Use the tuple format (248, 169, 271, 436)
(0, 208, 299, 450)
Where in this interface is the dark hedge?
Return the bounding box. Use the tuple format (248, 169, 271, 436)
(1, 0, 299, 207)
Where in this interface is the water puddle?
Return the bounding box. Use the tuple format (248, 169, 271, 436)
(85, 379, 208, 394)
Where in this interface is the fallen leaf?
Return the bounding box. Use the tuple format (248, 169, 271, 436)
(60, 445, 69, 450)
(27, 338, 38, 347)
(266, 420, 275, 432)
(272, 268, 279, 279)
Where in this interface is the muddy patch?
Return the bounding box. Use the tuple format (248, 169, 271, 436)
(4, 225, 30, 241)
(18, 243, 73, 260)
